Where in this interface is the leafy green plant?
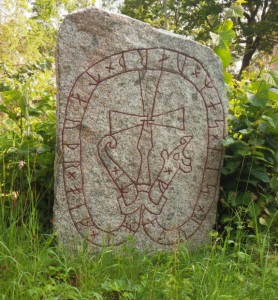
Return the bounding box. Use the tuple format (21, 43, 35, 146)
(0, 58, 56, 230)
(210, 17, 278, 242)
(219, 68, 278, 240)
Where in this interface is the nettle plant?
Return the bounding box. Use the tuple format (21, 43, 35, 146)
(220, 68, 278, 238)
(209, 18, 278, 240)
(0, 59, 56, 228)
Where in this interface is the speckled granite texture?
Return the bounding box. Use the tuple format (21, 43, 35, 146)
(55, 7, 228, 250)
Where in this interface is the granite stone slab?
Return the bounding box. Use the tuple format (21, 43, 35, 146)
(55, 7, 228, 250)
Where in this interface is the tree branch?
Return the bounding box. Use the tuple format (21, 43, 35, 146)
(261, 0, 269, 19)
(237, 39, 248, 43)
(252, 3, 260, 19)
(243, 12, 251, 21)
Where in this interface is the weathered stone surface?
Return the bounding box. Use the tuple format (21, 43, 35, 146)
(55, 7, 228, 250)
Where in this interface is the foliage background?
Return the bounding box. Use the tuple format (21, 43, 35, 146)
(0, 0, 277, 241)
(0, 1, 277, 299)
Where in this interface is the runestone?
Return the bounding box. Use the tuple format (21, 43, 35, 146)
(55, 8, 228, 250)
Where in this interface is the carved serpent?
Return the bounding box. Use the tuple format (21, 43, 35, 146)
(96, 134, 193, 244)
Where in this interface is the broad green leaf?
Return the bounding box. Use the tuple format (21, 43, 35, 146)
(270, 113, 278, 126)
(216, 29, 236, 49)
(250, 89, 269, 107)
(251, 170, 270, 183)
(220, 29, 235, 45)
(270, 176, 278, 191)
(0, 104, 18, 120)
(262, 115, 276, 128)
(254, 88, 278, 108)
(229, 140, 251, 156)
(221, 20, 234, 31)
(221, 160, 241, 175)
(262, 71, 278, 87)
(215, 47, 232, 68)
(222, 136, 236, 147)
(230, 4, 244, 17)
(249, 138, 265, 146)
(269, 88, 278, 101)
(252, 151, 265, 158)
(238, 129, 249, 134)
(224, 71, 233, 84)
(0, 90, 22, 103)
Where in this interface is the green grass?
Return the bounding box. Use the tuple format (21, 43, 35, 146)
(0, 210, 277, 300)
(0, 144, 277, 299)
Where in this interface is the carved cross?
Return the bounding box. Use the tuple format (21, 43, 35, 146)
(109, 107, 185, 185)
(109, 71, 186, 186)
